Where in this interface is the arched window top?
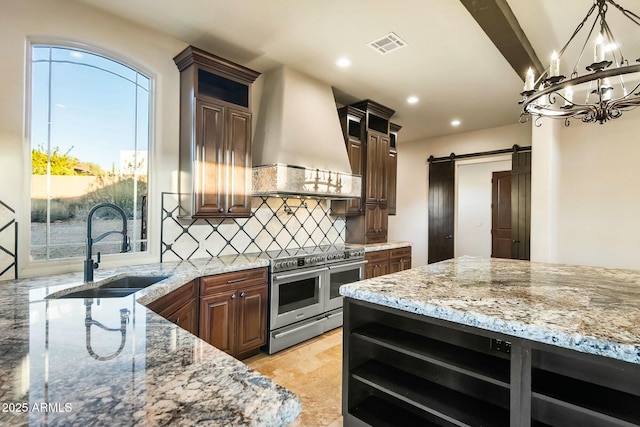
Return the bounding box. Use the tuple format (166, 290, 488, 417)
(32, 45, 150, 90)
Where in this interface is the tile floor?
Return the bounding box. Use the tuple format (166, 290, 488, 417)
(245, 328, 343, 427)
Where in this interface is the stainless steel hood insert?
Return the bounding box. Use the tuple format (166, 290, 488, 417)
(253, 164, 361, 199)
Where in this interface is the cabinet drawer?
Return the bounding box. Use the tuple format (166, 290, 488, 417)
(390, 246, 411, 260)
(365, 250, 390, 264)
(200, 267, 268, 295)
(147, 279, 198, 318)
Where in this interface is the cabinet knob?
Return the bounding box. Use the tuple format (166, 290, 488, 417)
(228, 208, 233, 213)
(219, 208, 224, 213)
(240, 292, 245, 297)
(230, 293, 237, 299)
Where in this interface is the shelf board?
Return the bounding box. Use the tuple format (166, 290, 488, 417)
(351, 359, 509, 427)
(353, 323, 510, 388)
(351, 395, 448, 427)
(532, 393, 639, 427)
(533, 369, 640, 426)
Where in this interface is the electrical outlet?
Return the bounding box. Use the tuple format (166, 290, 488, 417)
(490, 338, 511, 354)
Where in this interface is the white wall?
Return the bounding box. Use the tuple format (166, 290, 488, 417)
(553, 114, 640, 269)
(389, 123, 531, 266)
(1, 0, 186, 276)
(392, 114, 640, 271)
(456, 157, 512, 257)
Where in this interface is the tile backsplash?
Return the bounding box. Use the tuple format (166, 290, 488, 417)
(160, 193, 346, 262)
(0, 200, 17, 282)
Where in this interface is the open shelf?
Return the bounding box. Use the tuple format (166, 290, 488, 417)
(532, 369, 640, 427)
(353, 323, 510, 387)
(351, 360, 510, 427)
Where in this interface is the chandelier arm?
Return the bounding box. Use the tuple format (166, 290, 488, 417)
(608, 0, 640, 27)
(571, 9, 601, 75)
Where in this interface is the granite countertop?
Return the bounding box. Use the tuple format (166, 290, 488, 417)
(0, 255, 301, 427)
(350, 241, 412, 252)
(340, 256, 640, 364)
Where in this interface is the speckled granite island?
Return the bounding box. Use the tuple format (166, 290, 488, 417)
(0, 255, 301, 427)
(339, 257, 640, 427)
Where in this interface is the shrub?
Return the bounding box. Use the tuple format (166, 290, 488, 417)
(31, 199, 77, 223)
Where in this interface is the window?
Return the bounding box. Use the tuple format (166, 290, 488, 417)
(29, 45, 150, 261)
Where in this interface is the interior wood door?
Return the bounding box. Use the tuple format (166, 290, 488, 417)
(428, 160, 455, 264)
(491, 171, 512, 259)
(511, 151, 532, 260)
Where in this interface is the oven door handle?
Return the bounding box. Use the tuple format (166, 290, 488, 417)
(327, 260, 366, 270)
(273, 267, 328, 281)
(273, 317, 326, 339)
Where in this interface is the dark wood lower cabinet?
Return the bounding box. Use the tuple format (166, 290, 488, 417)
(343, 299, 640, 427)
(199, 289, 236, 355)
(199, 268, 268, 359)
(146, 268, 267, 360)
(146, 279, 199, 336)
(365, 247, 411, 279)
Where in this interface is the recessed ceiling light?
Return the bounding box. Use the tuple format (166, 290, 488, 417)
(336, 57, 351, 68)
(407, 96, 419, 104)
(451, 119, 461, 126)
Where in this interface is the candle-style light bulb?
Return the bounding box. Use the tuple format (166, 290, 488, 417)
(594, 33, 605, 62)
(524, 67, 535, 92)
(550, 51, 560, 77)
(564, 86, 573, 106)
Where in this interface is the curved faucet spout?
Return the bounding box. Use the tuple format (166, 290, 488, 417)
(84, 203, 131, 282)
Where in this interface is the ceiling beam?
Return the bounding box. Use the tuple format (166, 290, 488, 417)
(460, 0, 544, 80)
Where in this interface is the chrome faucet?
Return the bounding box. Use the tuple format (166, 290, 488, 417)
(84, 202, 131, 282)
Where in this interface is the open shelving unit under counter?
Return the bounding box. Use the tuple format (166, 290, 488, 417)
(342, 298, 640, 427)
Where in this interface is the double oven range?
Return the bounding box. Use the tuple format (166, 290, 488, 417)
(259, 245, 365, 354)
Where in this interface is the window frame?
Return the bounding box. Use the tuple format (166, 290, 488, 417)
(22, 39, 159, 277)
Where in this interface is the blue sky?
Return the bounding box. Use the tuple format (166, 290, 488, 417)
(31, 46, 150, 172)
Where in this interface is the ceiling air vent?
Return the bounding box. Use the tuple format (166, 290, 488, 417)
(367, 32, 408, 55)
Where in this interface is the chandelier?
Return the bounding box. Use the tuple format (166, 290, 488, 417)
(519, 0, 640, 125)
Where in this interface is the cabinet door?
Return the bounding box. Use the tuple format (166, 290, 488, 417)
(346, 139, 363, 214)
(194, 99, 225, 217)
(226, 108, 252, 217)
(236, 284, 267, 356)
(365, 133, 381, 204)
(365, 250, 390, 279)
(388, 149, 397, 215)
(166, 299, 199, 336)
(364, 204, 388, 244)
(376, 135, 390, 204)
(199, 289, 237, 355)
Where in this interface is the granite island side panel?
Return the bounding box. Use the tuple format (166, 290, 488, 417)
(0, 255, 301, 427)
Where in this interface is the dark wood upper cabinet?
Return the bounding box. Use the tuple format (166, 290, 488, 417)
(388, 123, 401, 215)
(174, 46, 260, 219)
(342, 100, 397, 244)
(333, 106, 365, 216)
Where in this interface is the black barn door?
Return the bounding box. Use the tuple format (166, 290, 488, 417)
(511, 150, 531, 260)
(428, 159, 455, 264)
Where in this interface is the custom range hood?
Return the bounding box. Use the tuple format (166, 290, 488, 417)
(252, 66, 361, 199)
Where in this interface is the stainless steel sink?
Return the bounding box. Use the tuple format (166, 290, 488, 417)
(98, 275, 170, 289)
(48, 275, 169, 299)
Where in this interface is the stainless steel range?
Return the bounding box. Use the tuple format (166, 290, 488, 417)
(259, 245, 365, 354)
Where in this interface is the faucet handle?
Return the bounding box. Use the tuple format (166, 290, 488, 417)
(125, 236, 132, 253)
(94, 252, 101, 270)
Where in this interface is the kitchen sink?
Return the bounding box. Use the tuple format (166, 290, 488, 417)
(48, 275, 169, 299)
(97, 275, 170, 289)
